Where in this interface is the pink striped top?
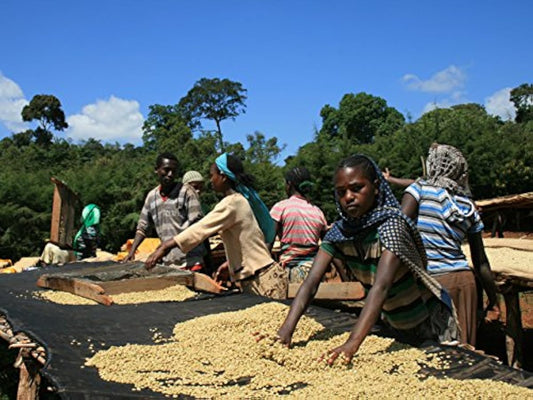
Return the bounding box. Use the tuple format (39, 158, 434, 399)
(270, 195, 327, 247)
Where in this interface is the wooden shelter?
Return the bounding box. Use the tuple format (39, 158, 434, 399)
(476, 192, 533, 232)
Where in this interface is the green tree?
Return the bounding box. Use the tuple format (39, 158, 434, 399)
(243, 132, 286, 208)
(510, 83, 533, 123)
(142, 104, 193, 153)
(178, 78, 247, 151)
(21, 94, 68, 146)
(319, 92, 405, 152)
(245, 131, 286, 164)
(371, 103, 516, 199)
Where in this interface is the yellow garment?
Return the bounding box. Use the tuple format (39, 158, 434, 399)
(174, 193, 274, 281)
(115, 238, 162, 262)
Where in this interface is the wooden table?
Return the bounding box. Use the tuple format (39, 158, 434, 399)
(495, 274, 533, 369)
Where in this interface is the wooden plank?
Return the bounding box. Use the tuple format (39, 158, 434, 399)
(36, 275, 113, 306)
(288, 282, 365, 299)
(49, 177, 80, 248)
(49, 184, 62, 244)
(98, 274, 194, 295)
(193, 272, 226, 294)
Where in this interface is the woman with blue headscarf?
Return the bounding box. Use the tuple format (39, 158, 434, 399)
(145, 153, 288, 300)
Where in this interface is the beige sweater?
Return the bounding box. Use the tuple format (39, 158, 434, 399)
(174, 193, 274, 280)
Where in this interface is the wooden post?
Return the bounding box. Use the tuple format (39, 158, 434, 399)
(503, 288, 523, 369)
(17, 359, 41, 400)
(49, 177, 80, 247)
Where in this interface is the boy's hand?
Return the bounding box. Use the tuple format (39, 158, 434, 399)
(145, 246, 167, 270)
(319, 342, 357, 366)
(213, 262, 230, 283)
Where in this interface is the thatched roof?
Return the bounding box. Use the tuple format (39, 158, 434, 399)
(476, 192, 533, 212)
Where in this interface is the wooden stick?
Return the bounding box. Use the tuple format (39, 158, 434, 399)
(9, 343, 37, 349)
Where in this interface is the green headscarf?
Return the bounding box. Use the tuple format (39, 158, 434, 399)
(73, 204, 101, 247)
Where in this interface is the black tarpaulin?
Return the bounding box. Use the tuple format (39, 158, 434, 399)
(0, 262, 531, 399)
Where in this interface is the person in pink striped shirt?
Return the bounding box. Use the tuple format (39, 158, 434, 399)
(270, 167, 328, 282)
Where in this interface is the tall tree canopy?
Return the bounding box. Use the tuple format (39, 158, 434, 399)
(142, 104, 194, 154)
(21, 94, 68, 145)
(178, 78, 247, 151)
(319, 92, 405, 151)
(510, 83, 533, 123)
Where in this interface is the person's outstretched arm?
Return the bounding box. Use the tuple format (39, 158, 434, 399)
(277, 249, 333, 346)
(325, 250, 400, 364)
(123, 232, 145, 262)
(145, 199, 235, 270)
(383, 168, 415, 188)
(468, 232, 499, 312)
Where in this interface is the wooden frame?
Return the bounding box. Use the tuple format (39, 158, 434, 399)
(36, 263, 225, 305)
(49, 177, 81, 247)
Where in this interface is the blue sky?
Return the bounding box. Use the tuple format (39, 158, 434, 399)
(1, 1, 531, 161)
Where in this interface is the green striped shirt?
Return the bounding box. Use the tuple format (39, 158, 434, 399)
(321, 228, 433, 330)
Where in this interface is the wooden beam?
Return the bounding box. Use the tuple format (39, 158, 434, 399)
(503, 289, 523, 369)
(98, 274, 194, 295)
(288, 282, 365, 300)
(36, 275, 113, 306)
(193, 272, 226, 294)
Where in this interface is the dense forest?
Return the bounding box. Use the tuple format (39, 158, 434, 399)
(1, 80, 532, 261)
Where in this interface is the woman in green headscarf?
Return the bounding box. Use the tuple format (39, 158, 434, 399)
(73, 204, 101, 260)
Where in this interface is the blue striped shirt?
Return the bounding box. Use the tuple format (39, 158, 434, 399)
(405, 181, 484, 274)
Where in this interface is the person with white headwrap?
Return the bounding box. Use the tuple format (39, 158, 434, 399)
(402, 143, 500, 346)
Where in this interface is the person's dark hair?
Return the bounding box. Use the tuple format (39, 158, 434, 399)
(285, 166, 313, 195)
(226, 154, 255, 188)
(335, 155, 377, 182)
(155, 152, 179, 168)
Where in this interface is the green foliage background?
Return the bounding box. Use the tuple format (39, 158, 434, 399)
(0, 86, 532, 262)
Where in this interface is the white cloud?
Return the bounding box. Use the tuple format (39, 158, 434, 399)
(485, 87, 516, 121)
(0, 72, 29, 132)
(403, 65, 466, 93)
(422, 90, 469, 114)
(66, 96, 144, 143)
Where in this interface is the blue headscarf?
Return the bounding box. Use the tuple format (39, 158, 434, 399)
(215, 153, 276, 244)
(324, 155, 459, 340)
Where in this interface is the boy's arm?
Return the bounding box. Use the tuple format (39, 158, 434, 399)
(184, 187, 203, 225)
(326, 249, 399, 364)
(277, 248, 333, 345)
(400, 193, 419, 220)
(267, 221, 281, 252)
(124, 194, 152, 262)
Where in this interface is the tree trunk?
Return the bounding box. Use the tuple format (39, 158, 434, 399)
(215, 119, 224, 152)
